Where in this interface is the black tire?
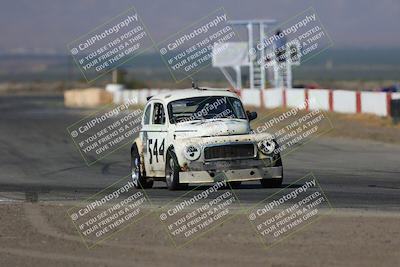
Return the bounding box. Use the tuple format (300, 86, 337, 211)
(131, 144, 153, 189)
(260, 150, 283, 188)
(260, 178, 283, 188)
(165, 150, 188, 190)
(227, 181, 242, 189)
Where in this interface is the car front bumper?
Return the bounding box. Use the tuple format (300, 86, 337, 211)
(179, 166, 283, 184)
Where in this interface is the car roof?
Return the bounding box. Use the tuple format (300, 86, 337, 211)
(149, 88, 240, 103)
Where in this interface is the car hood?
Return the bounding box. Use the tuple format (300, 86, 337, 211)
(173, 119, 250, 138)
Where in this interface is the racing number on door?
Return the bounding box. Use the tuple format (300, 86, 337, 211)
(148, 138, 165, 164)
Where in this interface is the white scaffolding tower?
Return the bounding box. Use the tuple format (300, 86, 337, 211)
(212, 19, 300, 90)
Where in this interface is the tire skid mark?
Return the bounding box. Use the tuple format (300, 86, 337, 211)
(24, 203, 160, 250)
(24, 203, 83, 243)
(22, 204, 257, 264)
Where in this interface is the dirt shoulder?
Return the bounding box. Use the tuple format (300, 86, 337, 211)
(0, 203, 399, 267)
(252, 107, 400, 145)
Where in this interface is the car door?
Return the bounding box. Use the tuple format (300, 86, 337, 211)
(140, 103, 154, 175)
(143, 101, 168, 175)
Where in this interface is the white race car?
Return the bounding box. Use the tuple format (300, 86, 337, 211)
(131, 88, 283, 190)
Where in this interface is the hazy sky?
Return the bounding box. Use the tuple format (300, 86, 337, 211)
(1, 0, 399, 53)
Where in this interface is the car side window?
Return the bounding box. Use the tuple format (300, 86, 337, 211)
(143, 104, 151, 125)
(153, 102, 166, 125)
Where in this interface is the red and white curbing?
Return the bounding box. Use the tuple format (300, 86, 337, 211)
(240, 88, 400, 117)
(112, 87, 400, 117)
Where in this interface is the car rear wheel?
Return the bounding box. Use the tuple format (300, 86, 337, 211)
(165, 151, 188, 190)
(131, 144, 153, 189)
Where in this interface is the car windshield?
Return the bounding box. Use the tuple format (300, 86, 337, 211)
(167, 96, 247, 123)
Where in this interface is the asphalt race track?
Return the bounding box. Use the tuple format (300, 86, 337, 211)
(1, 95, 399, 211)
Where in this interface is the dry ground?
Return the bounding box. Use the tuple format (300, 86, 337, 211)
(0, 203, 399, 267)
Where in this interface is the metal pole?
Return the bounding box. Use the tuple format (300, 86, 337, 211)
(260, 23, 265, 89)
(247, 23, 254, 89)
(286, 61, 292, 89)
(112, 69, 118, 83)
(219, 67, 237, 89)
(235, 66, 242, 89)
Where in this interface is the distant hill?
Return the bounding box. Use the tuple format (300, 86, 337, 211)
(1, 48, 399, 83)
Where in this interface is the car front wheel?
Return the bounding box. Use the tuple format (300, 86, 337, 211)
(165, 151, 188, 190)
(260, 152, 283, 188)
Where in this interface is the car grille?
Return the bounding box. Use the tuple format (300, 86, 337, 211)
(204, 143, 255, 161)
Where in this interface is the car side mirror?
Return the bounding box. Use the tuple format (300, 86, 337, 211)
(246, 111, 257, 121)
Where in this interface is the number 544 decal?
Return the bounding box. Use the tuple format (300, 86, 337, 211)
(148, 138, 165, 164)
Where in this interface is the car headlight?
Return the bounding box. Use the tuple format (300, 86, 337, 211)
(183, 144, 201, 161)
(257, 139, 276, 155)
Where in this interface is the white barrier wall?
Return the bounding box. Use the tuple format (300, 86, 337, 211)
(361, 91, 388, 116)
(112, 90, 124, 104)
(121, 90, 131, 104)
(149, 88, 161, 98)
(105, 84, 124, 94)
(159, 89, 171, 95)
(286, 89, 305, 108)
(241, 89, 261, 107)
(333, 90, 357, 114)
(263, 88, 283, 108)
(308, 89, 330, 111)
(138, 89, 150, 104)
(110, 86, 395, 117)
(392, 92, 400, 100)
